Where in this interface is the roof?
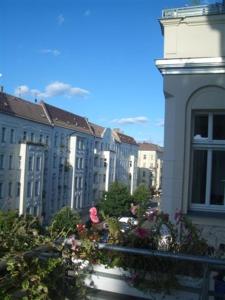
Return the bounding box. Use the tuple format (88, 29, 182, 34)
(89, 122, 105, 138)
(139, 142, 163, 152)
(0, 93, 50, 125)
(41, 102, 92, 134)
(114, 131, 138, 145)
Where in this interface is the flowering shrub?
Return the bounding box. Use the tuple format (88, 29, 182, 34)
(0, 207, 216, 298)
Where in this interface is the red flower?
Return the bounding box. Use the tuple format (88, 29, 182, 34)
(135, 227, 150, 238)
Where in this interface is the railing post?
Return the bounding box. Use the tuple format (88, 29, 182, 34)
(199, 263, 210, 300)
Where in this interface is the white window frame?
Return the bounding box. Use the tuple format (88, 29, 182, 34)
(190, 111, 225, 212)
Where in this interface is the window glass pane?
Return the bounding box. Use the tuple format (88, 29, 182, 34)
(194, 115, 208, 139)
(210, 150, 225, 205)
(192, 150, 207, 204)
(213, 115, 225, 140)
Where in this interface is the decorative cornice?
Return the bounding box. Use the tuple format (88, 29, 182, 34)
(155, 57, 225, 75)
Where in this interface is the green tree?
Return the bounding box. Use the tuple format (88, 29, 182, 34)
(133, 184, 150, 205)
(132, 184, 150, 218)
(49, 206, 81, 238)
(99, 182, 132, 217)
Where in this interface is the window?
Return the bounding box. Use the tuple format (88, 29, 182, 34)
(53, 154, 57, 168)
(191, 112, 225, 211)
(8, 155, 13, 170)
(1, 127, 6, 143)
(54, 133, 58, 147)
(30, 132, 34, 142)
(0, 182, 3, 198)
(8, 182, 12, 197)
(76, 157, 79, 169)
(23, 131, 27, 142)
(39, 134, 43, 143)
(45, 135, 49, 145)
(36, 157, 41, 171)
(33, 206, 38, 216)
(18, 156, 21, 169)
(27, 182, 32, 197)
(143, 154, 146, 160)
(28, 156, 33, 171)
(0, 154, 4, 169)
(75, 177, 78, 190)
(35, 181, 40, 196)
(10, 129, 14, 143)
(16, 182, 20, 197)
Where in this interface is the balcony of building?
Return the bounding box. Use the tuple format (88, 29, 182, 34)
(162, 3, 225, 19)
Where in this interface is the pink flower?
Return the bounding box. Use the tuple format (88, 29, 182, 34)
(89, 207, 100, 224)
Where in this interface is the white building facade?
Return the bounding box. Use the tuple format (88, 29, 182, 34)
(0, 92, 138, 221)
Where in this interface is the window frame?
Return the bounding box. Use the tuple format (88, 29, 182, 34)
(190, 111, 225, 212)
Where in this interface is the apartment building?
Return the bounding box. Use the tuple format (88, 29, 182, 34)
(137, 142, 163, 191)
(113, 130, 139, 195)
(156, 3, 225, 246)
(0, 92, 138, 220)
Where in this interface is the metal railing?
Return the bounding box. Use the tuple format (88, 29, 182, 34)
(97, 243, 225, 300)
(162, 3, 225, 19)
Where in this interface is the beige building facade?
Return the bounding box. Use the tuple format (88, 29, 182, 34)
(137, 143, 163, 191)
(156, 3, 225, 247)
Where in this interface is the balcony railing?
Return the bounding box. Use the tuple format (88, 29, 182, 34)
(162, 3, 225, 19)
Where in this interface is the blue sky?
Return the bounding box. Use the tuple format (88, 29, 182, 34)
(0, 0, 218, 145)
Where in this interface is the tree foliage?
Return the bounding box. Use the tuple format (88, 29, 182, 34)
(49, 206, 81, 239)
(132, 184, 150, 205)
(132, 184, 150, 218)
(0, 208, 85, 300)
(99, 182, 132, 217)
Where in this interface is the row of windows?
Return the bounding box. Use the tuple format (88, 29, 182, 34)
(1, 126, 49, 145)
(0, 154, 42, 171)
(93, 173, 106, 184)
(0, 182, 20, 198)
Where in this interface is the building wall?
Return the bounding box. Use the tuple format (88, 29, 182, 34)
(0, 98, 139, 221)
(162, 14, 225, 58)
(0, 113, 51, 216)
(138, 149, 163, 190)
(157, 8, 225, 245)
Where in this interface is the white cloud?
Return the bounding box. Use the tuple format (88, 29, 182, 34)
(112, 116, 149, 125)
(14, 85, 30, 96)
(155, 119, 164, 127)
(14, 81, 90, 99)
(40, 49, 61, 56)
(84, 9, 91, 17)
(57, 14, 65, 25)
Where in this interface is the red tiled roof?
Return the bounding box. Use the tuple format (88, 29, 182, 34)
(89, 122, 105, 138)
(0, 93, 50, 125)
(42, 102, 92, 134)
(114, 131, 138, 145)
(139, 142, 163, 152)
